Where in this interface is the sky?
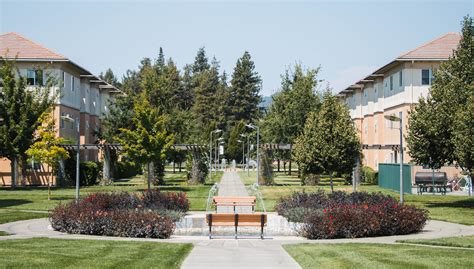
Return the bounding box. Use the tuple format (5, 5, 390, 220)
(1, 0, 472, 96)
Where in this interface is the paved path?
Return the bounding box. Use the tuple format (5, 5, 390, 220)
(1, 171, 474, 269)
(216, 170, 252, 214)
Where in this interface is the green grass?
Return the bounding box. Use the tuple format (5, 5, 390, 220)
(0, 238, 192, 268)
(0, 231, 10, 236)
(284, 243, 474, 269)
(243, 171, 474, 225)
(0, 171, 224, 221)
(398, 235, 474, 248)
(0, 209, 49, 224)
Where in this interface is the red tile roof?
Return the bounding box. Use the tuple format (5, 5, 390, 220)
(398, 32, 461, 60)
(0, 32, 67, 60)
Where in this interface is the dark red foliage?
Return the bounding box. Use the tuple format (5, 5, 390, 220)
(275, 190, 428, 239)
(50, 191, 189, 239)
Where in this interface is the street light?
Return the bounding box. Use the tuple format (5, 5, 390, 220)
(237, 139, 244, 169)
(385, 112, 404, 204)
(218, 141, 224, 171)
(61, 114, 80, 201)
(246, 124, 260, 186)
(216, 137, 224, 172)
(240, 134, 250, 175)
(209, 129, 222, 176)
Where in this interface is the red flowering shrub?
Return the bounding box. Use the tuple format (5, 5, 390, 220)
(50, 191, 189, 239)
(276, 190, 428, 239)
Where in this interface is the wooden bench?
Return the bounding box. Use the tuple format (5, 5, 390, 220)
(213, 196, 256, 212)
(206, 213, 267, 239)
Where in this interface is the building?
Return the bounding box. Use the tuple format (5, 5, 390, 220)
(337, 33, 461, 176)
(0, 32, 122, 186)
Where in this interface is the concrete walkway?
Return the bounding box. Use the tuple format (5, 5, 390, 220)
(216, 170, 252, 214)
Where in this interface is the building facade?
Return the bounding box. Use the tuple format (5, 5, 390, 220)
(0, 32, 121, 186)
(338, 33, 461, 176)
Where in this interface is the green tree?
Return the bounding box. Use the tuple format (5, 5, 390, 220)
(0, 59, 55, 187)
(262, 64, 322, 174)
(226, 121, 245, 162)
(294, 90, 360, 192)
(116, 94, 174, 190)
(453, 92, 474, 179)
(263, 64, 321, 144)
(99, 94, 135, 181)
(99, 68, 121, 87)
(191, 59, 221, 143)
(26, 112, 69, 200)
(407, 15, 473, 177)
(228, 51, 262, 124)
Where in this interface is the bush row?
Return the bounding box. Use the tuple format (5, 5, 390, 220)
(50, 190, 189, 238)
(275, 190, 428, 239)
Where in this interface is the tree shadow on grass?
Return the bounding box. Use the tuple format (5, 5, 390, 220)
(0, 199, 32, 208)
(424, 199, 474, 208)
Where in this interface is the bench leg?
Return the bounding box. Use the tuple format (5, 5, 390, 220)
(209, 225, 212, 239)
(235, 225, 237, 239)
(261, 225, 264, 240)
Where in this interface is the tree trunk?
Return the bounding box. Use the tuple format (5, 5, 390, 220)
(289, 159, 292, 176)
(173, 162, 176, 173)
(330, 172, 334, 193)
(179, 161, 182, 172)
(102, 148, 111, 185)
(277, 159, 280, 172)
(283, 162, 287, 173)
(47, 166, 51, 201)
(147, 162, 151, 191)
(19, 156, 28, 186)
(10, 158, 17, 188)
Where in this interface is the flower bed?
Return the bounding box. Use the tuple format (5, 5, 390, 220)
(50, 191, 189, 239)
(275, 190, 428, 239)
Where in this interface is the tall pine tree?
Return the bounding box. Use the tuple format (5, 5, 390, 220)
(228, 51, 262, 124)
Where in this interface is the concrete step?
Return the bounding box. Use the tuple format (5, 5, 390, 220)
(175, 213, 299, 236)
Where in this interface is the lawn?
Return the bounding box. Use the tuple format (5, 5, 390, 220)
(0, 231, 10, 236)
(0, 171, 223, 223)
(0, 209, 49, 224)
(398, 235, 474, 248)
(283, 243, 474, 269)
(0, 238, 192, 268)
(246, 171, 474, 225)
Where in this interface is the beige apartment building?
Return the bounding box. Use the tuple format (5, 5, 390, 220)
(338, 33, 461, 174)
(0, 32, 122, 186)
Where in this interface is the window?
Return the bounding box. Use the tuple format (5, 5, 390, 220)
(422, 69, 431, 85)
(60, 113, 65, 129)
(390, 76, 393, 91)
(26, 69, 43, 86)
(364, 123, 368, 135)
(399, 70, 403, 87)
(71, 75, 75, 91)
(62, 72, 66, 88)
(374, 122, 377, 133)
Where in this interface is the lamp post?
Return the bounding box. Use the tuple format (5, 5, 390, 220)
(216, 137, 224, 174)
(61, 114, 80, 201)
(209, 129, 222, 176)
(240, 134, 250, 175)
(246, 124, 259, 186)
(385, 112, 404, 204)
(218, 141, 224, 171)
(237, 140, 244, 169)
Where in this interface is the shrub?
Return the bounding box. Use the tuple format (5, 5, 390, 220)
(275, 190, 428, 239)
(114, 160, 142, 179)
(50, 191, 189, 239)
(361, 166, 378, 184)
(80, 161, 100, 186)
